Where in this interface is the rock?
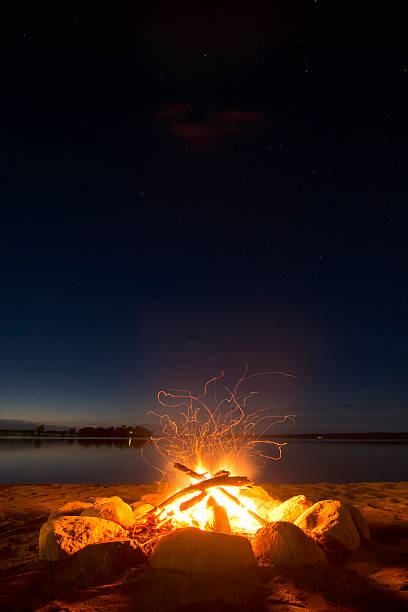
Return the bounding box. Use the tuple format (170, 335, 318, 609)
(295, 499, 361, 552)
(141, 493, 163, 506)
(347, 503, 370, 540)
(131, 501, 154, 518)
(150, 527, 256, 574)
(81, 496, 135, 529)
(48, 501, 94, 521)
(239, 485, 277, 505)
(71, 538, 145, 585)
(94, 495, 122, 506)
(268, 495, 312, 524)
(252, 521, 327, 568)
(39, 516, 126, 561)
(239, 485, 280, 519)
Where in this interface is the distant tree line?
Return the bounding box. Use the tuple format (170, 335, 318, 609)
(0, 425, 153, 438)
(75, 425, 152, 438)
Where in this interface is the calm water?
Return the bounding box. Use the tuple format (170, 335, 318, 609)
(0, 437, 407, 484)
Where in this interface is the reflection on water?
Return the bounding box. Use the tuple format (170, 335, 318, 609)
(0, 437, 407, 484)
(1, 437, 146, 449)
(0, 437, 155, 484)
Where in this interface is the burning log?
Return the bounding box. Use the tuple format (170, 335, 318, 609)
(173, 462, 268, 527)
(173, 463, 207, 480)
(179, 491, 207, 512)
(157, 475, 253, 513)
(207, 496, 231, 533)
(212, 469, 231, 477)
(218, 488, 268, 526)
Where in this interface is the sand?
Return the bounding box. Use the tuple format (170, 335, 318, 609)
(0, 481, 407, 611)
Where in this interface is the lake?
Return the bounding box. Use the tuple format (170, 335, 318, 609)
(0, 437, 407, 484)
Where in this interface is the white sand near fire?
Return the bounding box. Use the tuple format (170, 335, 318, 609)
(0, 481, 407, 611)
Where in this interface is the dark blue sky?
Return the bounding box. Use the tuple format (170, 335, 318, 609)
(1, 1, 407, 431)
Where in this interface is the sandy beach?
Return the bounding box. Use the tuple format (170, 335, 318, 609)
(0, 481, 407, 611)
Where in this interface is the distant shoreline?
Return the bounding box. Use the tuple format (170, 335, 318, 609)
(0, 431, 407, 441)
(267, 432, 408, 440)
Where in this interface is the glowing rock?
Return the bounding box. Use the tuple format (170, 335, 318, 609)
(239, 485, 280, 518)
(81, 496, 135, 529)
(141, 493, 163, 506)
(252, 521, 326, 567)
(48, 501, 94, 521)
(239, 485, 278, 505)
(295, 499, 361, 552)
(267, 495, 312, 524)
(150, 527, 256, 574)
(130, 501, 154, 518)
(93, 495, 122, 505)
(39, 516, 126, 561)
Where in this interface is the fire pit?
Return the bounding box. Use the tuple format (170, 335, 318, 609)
(130, 369, 297, 548)
(37, 371, 371, 609)
(130, 461, 269, 554)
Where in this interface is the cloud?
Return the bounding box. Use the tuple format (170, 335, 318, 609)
(156, 105, 264, 150)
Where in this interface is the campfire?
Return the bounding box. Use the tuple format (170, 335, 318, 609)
(131, 369, 296, 549)
(38, 369, 371, 610)
(131, 462, 268, 552)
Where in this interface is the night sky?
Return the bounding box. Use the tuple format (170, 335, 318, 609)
(1, 1, 407, 432)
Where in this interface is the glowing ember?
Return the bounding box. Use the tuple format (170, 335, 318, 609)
(140, 368, 295, 537)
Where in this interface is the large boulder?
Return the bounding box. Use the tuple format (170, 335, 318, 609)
(252, 521, 326, 568)
(81, 496, 135, 529)
(295, 499, 361, 553)
(70, 538, 145, 585)
(150, 527, 256, 574)
(141, 529, 262, 610)
(48, 501, 94, 521)
(39, 516, 126, 561)
(267, 495, 312, 524)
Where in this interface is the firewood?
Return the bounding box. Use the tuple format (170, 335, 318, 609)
(173, 463, 207, 480)
(173, 462, 268, 526)
(217, 488, 269, 526)
(179, 491, 208, 512)
(207, 496, 231, 533)
(157, 475, 253, 512)
(212, 469, 231, 478)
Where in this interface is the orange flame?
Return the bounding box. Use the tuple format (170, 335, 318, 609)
(141, 368, 296, 534)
